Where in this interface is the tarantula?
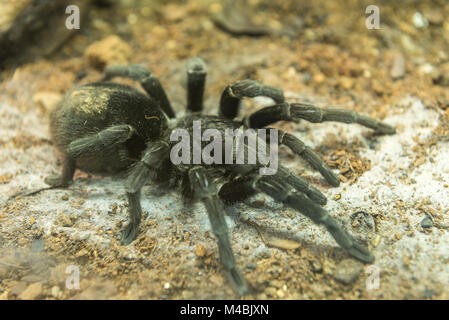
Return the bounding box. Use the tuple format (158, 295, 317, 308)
(37, 58, 394, 295)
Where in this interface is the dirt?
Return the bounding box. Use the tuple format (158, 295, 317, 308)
(0, 0, 448, 300)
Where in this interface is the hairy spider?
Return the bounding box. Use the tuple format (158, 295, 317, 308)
(37, 58, 394, 295)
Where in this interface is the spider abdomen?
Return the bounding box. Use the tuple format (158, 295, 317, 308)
(49, 82, 167, 175)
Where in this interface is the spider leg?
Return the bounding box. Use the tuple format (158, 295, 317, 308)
(8, 156, 75, 201)
(67, 124, 136, 159)
(230, 164, 327, 205)
(189, 167, 250, 296)
(250, 172, 374, 263)
(245, 102, 396, 134)
(45, 124, 136, 188)
(44, 157, 76, 188)
(186, 57, 207, 113)
(219, 80, 284, 120)
(277, 130, 340, 187)
(122, 141, 170, 245)
(9, 124, 133, 199)
(103, 64, 175, 118)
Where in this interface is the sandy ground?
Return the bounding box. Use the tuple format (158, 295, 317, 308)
(0, 0, 448, 300)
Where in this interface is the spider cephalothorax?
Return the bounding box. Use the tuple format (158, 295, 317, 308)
(40, 58, 395, 295)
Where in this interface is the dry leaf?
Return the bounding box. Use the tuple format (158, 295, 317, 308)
(266, 238, 301, 250)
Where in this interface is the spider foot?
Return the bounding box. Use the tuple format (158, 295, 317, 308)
(325, 218, 375, 263)
(44, 174, 70, 187)
(345, 241, 375, 264)
(121, 221, 140, 245)
(225, 267, 252, 296)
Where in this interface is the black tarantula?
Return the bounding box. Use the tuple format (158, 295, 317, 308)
(41, 58, 395, 295)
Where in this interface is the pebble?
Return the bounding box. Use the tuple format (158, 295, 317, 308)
(33, 91, 61, 112)
(246, 263, 257, 270)
(30, 238, 45, 253)
(372, 234, 381, 247)
(412, 12, 429, 29)
(310, 260, 323, 273)
(264, 286, 277, 297)
(51, 286, 62, 298)
(276, 289, 285, 298)
(421, 216, 433, 228)
(11, 282, 28, 296)
(402, 254, 410, 267)
(390, 52, 406, 79)
(84, 35, 132, 70)
(195, 244, 206, 258)
(250, 199, 265, 208)
(313, 73, 326, 84)
(19, 283, 43, 300)
(56, 213, 73, 227)
(333, 259, 364, 285)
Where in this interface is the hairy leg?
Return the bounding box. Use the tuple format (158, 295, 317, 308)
(45, 124, 137, 188)
(103, 64, 175, 118)
(44, 156, 76, 187)
(219, 80, 284, 120)
(277, 130, 340, 187)
(67, 124, 135, 158)
(246, 102, 395, 134)
(189, 167, 250, 295)
(9, 156, 75, 201)
(122, 141, 170, 244)
(229, 164, 327, 206)
(186, 57, 207, 112)
(250, 172, 374, 263)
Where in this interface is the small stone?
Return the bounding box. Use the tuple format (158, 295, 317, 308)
(421, 216, 433, 228)
(402, 254, 410, 267)
(51, 286, 61, 298)
(394, 232, 402, 240)
(30, 238, 45, 252)
(250, 199, 265, 208)
(276, 289, 285, 298)
(412, 12, 429, 29)
(333, 259, 363, 285)
(76, 248, 89, 257)
(61, 193, 69, 201)
(56, 213, 73, 227)
(372, 235, 381, 247)
(313, 73, 325, 84)
(19, 283, 43, 300)
(419, 63, 435, 75)
(264, 286, 277, 297)
(246, 263, 257, 270)
(33, 91, 61, 112)
(390, 52, 405, 79)
(310, 260, 323, 273)
(11, 282, 28, 296)
(84, 35, 132, 71)
(339, 76, 354, 90)
(195, 244, 206, 258)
